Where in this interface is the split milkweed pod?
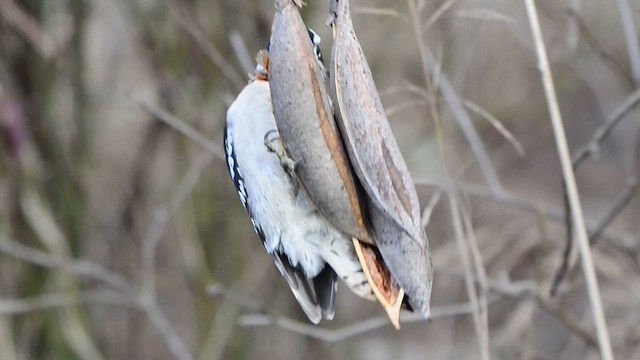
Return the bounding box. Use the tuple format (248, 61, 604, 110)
(269, 0, 372, 244)
(328, 0, 433, 319)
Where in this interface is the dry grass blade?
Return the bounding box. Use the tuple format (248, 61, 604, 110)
(463, 99, 526, 157)
(523, 0, 614, 358)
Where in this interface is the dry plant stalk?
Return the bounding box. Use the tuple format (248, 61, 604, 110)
(523, 0, 614, 359)
(329, 0, 432, 317)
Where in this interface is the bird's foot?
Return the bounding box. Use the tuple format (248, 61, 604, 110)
(264, 130, 300, 195)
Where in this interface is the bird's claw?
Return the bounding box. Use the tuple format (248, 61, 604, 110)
(264, 130, 300, 195)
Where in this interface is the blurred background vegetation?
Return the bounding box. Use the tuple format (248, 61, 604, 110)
(1, 0, 639, 359)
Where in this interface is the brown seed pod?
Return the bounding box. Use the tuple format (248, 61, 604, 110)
(269, 0, 372, 243)
(328, 0, 433, 317)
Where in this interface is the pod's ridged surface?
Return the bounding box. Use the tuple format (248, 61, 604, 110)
(269, 0, 370, 242)
(329, 0, 432, 315)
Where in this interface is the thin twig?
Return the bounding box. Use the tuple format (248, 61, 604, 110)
(462, 99, 526, 157)
(448, 191, 488, 360)
(124, 91, 225, 160)
(0, 236, 131, 293)
(0, 291, 133, 315)
(565, 0, 583, 51)
(228, 31, 254, 77)
(413, 7, 504, 193)
(423, 0, 459, 32)
(554, 175, 639, 295)
(239, 298, 498, 343)
(566, 8, 635, 87)
(425, 48, 505, 195)
(460, 203, 490, 360)
(524, 1, 613, 358)
(408, 0, 505, 196)
(589, 175, 639, 244)
(141, 151, 215, 296)
(573, 87, 640, 168)
(414, 177, 637, 250)
(352, 6, 408, 21)
(615, 0, 640, 85)
(0, 0, 57, 59)
(167, 1, 245, 91)
(0, 236, 194, 360)
(420, 190, 442, 229)
(536, 297, 599, 349)
(141, 296, 193, 360)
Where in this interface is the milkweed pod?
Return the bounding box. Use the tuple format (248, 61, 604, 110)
(269, 0, 372, 243)
(328, 0, 433, 316)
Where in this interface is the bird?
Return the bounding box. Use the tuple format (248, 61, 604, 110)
(224, 29, 375, 324)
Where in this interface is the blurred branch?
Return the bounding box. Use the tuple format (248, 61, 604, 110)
(524, 1, 613, 359)
(0, 236, 194, 360)
(140, 297, 193, 360)
(565, 0, 583, 51)
(352, 6, 408, 21)
(536, 297, 599, 349)
(207, 283, 263, 311)
(414, 178, 638, 251)
(553, 87, 640, 293)
(615, 0, 640, 85)
(141, 151, 214, 296)
(0, 0, 57, 59)
(0, 236, 131, 293)
(447, 190, 488, 360)
(228, 31, 254, 77)
(239, 298, 497, 344)
(589, 175, 638, 244)
(553, 175, 639, 294)
(408, 0, 504, 195)
(566, 8, 635, 87)
(125, 91, 225, 160)
(0, 291, 133, 315)
(423, 0, 459, 32)
(420, 190, 442, 229)
(139, 150, 215, 360)
(462, 99, 526, 157)
(573, 87, 640, 168)
(439, 269, 601, 349)
(167, 1, 245, 92)
(460, 204, 490, 360)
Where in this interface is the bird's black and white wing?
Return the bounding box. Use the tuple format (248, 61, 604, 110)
(224, 80, 338, 323)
